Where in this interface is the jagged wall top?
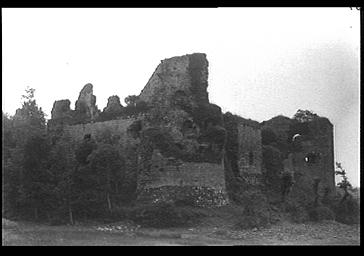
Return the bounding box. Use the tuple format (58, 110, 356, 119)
(75, 83, 98, 120)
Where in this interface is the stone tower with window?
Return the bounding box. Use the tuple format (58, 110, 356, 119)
(289, 117, 336, 195)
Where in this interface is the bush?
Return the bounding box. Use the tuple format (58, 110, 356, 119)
(130, 202, 206, 228)
(98, 206, 131, 223)
(233, 190, 271, 229)
(308, 206, 335, 222)
(235, 213, 270, 230)
(142, 127, 183, 159)
(285, 200, 309, 223)
(333, 197, 360, 225)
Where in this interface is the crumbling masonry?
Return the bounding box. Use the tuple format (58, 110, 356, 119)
(48, 53, 336, 206)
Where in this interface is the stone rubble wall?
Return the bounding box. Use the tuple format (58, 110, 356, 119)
(63, 118, 135, 143)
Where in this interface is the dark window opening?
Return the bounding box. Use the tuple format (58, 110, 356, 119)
(84, 134, 91, 140)
(249, 151, 254, 165)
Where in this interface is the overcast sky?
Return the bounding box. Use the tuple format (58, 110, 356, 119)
(2, 8, 360, 186)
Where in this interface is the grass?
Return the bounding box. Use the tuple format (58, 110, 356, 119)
(2, 218, 359, 246)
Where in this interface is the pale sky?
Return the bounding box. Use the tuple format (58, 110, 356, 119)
(2, 8, 360, 186)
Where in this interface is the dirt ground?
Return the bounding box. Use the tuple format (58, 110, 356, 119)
(2, 218, 360, 246)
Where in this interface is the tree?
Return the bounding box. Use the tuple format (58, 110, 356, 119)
(88, 144, 124, 213)
(123, 95, 150, 118)
(2, 113, 20, 218)
(335, 162, 352, 203)
(3, 87, 50, 220)
(332, 162, 359, 224)
(293, 109, 319, 123)
(48, 133, 78, 224)
(2, 113, 16, 171)
(124, 95, 139, 107)
(75, 136, 97, 165)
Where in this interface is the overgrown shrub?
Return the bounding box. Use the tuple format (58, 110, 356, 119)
(75, 137, 97, 164)
(284, 200, 309, 223)
(99, 206, 131, 223)
(123, 100, 150, 118)
(130, 202, 206, 228)
(333, 197, 360, 225)
(233, 190, 271, 229)
(235, 214, 270, 230)
(308, 206, 335, 222)
(141, 127, 185, 160)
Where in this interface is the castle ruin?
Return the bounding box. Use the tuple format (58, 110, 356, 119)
(48, 53, 336, 206)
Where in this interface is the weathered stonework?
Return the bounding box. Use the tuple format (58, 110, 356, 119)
(237, 122, 262, 186)
(135, 53, 228, 206)
(103, 95, 123, 114)
(74, 83, 99, 121)
(262, 116, 336, 195)
(237, 124, 262, 175)
(63, 118, 136, 144)
(47, 52, 336, 208)
(139, 53, 209, 107)
(138, 149, 226, 190)
(291, 118, 336, 195)
(51, 99, 72, 120)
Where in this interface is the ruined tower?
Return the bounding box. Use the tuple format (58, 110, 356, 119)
(135, 53, 228, 206)
(262, 115, 336, 196)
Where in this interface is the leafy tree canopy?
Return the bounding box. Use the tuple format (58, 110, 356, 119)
(293, 109, 319, 123)
(124, 95, 139, 107)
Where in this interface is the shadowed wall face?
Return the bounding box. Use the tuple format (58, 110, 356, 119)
(291, 120, 335, 195)
(261, 116, 336, 196)
(237, 124, 262, 176)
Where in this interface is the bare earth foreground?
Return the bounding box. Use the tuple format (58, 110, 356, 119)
(2, 218, 360, 246)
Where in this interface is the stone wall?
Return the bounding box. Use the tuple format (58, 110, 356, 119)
(47, 53, 337, 208)
(134, 132, 229, 205)
(262, 115, 336, 196)
(237, 124, 262, 175)
(136, 148, 228, 206)
(63, 118, 135, 144)
(138, 149, 226, 190)
(139, 53, 209, 108)
(135, 53, 227, 206)
(291, 124, 336, 195)
(139, 55, 192, 105)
